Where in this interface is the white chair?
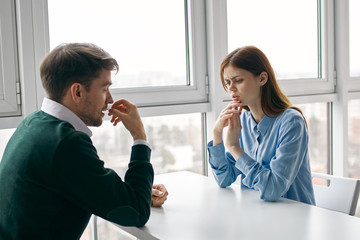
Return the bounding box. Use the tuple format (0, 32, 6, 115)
(311, 172, 360, 215)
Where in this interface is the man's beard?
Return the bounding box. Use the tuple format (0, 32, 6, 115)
(79, 111, 103, 127)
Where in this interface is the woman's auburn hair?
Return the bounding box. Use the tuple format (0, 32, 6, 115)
(220, 46, 306, 124)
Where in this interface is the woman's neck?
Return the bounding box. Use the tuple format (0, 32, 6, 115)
(248, 102, 265, 124)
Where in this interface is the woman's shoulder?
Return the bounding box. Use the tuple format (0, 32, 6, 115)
(279, 108, 304, 120)
(275, 108, 306, 130)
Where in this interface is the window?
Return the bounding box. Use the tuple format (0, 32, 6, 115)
(0, 128, 16, 163)
(350, 0, 360, 77)
(226, 0, 335, 96)
(49, 0, 187, 88)
(297, 102, 330, 174)
(0, 0, 20, 117)
(47, 0, 207, 107)
(91, 113, 204, 175)
(348, 99, 360, 179)
(228, 0, 318, 79)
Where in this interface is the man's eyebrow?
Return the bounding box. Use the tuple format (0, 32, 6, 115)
(103, 81, 112, 86)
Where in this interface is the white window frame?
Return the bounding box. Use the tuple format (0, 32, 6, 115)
(110, 0, 208, 109)
(279, 0, 335, 97)
(0, 0, 20, 117)
(0, 0, 48, 129)
(0, 0, 210, 130)
(348, 0, 360, 91)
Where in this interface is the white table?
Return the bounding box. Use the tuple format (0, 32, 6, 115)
(117, 171, 360, 240)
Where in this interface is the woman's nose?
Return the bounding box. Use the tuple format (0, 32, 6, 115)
(228, 82, 236, 91)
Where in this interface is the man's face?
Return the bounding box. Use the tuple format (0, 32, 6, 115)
(78, 69, 113, 126)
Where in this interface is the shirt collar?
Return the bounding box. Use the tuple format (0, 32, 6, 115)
(40, 97, 93, 137)
(258, 115, 274, 135)
(249, 113, 274, 135)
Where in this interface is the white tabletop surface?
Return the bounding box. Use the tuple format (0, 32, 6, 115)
(117, 171, 360, 240)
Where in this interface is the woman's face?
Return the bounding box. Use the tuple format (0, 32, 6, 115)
(223, 65, 267, 108)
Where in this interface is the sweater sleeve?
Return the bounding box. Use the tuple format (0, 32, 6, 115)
(51, 131, 154, 227)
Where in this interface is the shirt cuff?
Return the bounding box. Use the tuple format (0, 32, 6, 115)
(208, 140, 228, 168)
(133, 139, 152, 149)
(208, 140, 226, 158)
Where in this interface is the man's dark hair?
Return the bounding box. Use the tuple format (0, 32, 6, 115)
(40, 43, 119, 102)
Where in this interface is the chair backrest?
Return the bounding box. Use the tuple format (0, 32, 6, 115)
(311, 172, 360, 215)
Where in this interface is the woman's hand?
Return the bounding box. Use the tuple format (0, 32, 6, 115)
(224, 109, 244, 159)
(213, 101, 242, 145)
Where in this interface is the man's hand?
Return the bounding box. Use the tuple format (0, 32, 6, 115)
(108, 99, 146, 140)
(151, 184, 168, 207)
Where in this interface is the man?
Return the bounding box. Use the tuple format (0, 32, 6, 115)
(0, 43, 167, 239)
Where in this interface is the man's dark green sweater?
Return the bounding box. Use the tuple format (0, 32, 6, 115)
(0, 111, 154, 240)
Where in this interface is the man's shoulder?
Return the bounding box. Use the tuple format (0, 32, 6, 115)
(19, 110, 81, 140)
(24, 110, 72, 128)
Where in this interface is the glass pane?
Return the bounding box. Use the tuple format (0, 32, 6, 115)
(348, 99, 360, 178)
(297, 102, 329, 174)
(227, 0, 320, 79)
(350, 0, 360, 77)
(90, 113, 203, 175)
(0, 128, 16, 163)
(48, 0, 187, 88)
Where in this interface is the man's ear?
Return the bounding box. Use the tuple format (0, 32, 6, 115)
(69, 83, 83, 103)
(259, 72, 268, 86)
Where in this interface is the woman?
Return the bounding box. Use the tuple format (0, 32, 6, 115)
(208, 46, 315, 205)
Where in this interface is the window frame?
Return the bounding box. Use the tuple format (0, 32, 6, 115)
(45, 0, 209, 109)
(279, 0, 335, 97)
(0, 0, 48, 130)
(0, 0, 209, 129)
(0, 0, 20, 117)
(222, 0, 336, 100)
(348, 0, 360, 91)
(208, 0, 336, 108)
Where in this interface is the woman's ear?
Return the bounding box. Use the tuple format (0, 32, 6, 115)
(259, 72, 268, 86)
(69, 83, 83, 103)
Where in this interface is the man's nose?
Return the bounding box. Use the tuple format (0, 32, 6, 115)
(106, 90, 114, 104)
